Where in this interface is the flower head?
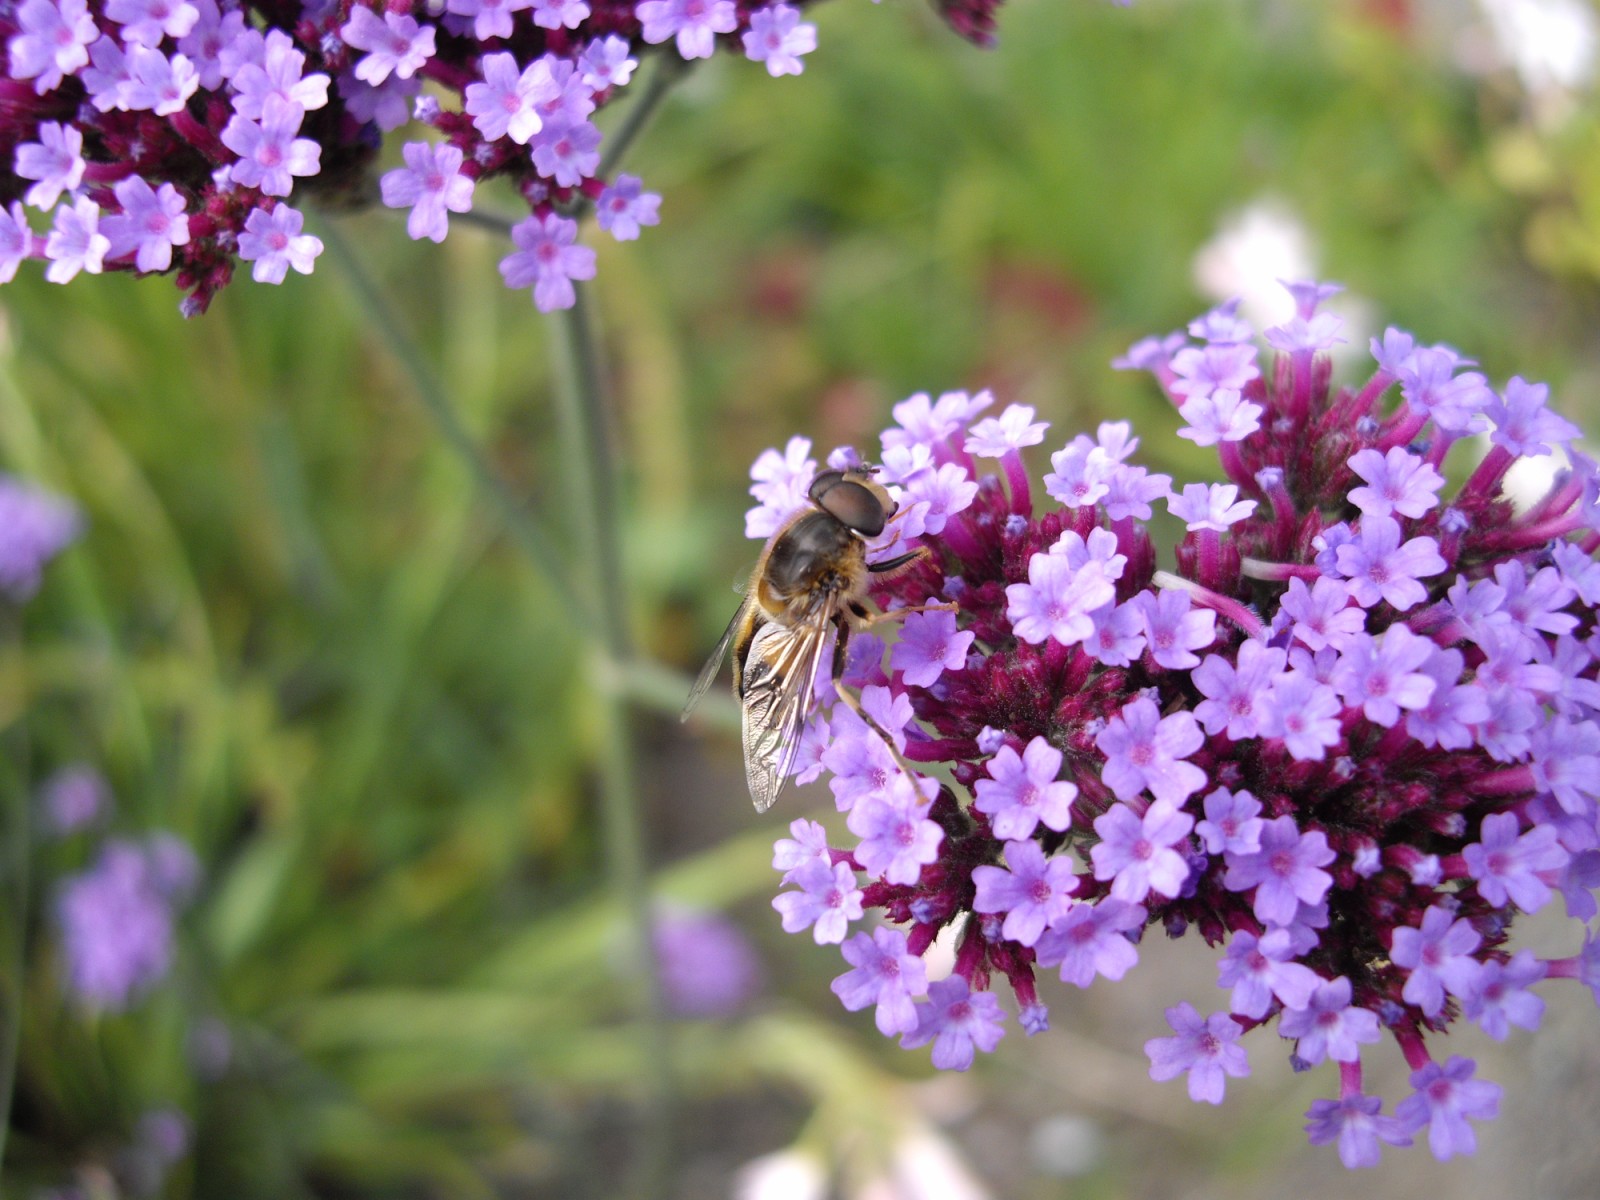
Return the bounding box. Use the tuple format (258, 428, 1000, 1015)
(754, 293, 1600, 1168)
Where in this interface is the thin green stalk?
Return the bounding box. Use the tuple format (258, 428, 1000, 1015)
(317, 221, 592, 636)
(549, 283, 675, 1199)
(0, 614, 30, 1178)
(596, 56, 693, 185)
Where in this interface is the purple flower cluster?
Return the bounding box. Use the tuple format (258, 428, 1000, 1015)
(0, 473, 79, 599)
(56, 830, 197, 1010)
(759, 283, 1600, 1167)
(0, 0, 1012, 314)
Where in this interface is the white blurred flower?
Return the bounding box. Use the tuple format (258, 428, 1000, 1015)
(1191, 199, 1373, 359)
(1478, 0, 1597, 95)
(1192, 199, 1316, 330)
(849, 1128, 993, 1200)
(733, 1147, 827, 1200)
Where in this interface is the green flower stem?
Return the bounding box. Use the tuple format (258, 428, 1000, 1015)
(595, 55, 693, 186)
(0, 615, 30, 1178)
(317, 222, 592, 637)
(324, 227, 679, 1196)
(549, 283, 675, 1198)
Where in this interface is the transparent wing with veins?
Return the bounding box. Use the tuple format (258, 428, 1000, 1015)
(739, 597, 837, 812)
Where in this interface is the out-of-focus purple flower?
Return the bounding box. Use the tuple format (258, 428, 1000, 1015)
(653, 907, 764, 1018)
(742, 4, 815, 76)
(38, 765, 111, 837)
(595, 174, 661, 242)
(56, 834, 196, 1010)
(0, 474, 81, 598)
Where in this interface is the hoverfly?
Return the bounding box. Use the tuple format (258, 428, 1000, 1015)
(681, 465, 933, 811)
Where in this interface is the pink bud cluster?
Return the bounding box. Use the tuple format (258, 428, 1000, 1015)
(758, 282, 1600, 1168)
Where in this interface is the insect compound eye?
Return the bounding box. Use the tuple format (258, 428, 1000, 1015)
(807, 469, 846, 507)
(816, 479, 887, 536)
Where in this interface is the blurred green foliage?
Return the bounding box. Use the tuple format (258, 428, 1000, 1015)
(1, 0, 1597, 1196)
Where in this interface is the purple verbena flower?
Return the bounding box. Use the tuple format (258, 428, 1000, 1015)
(1305, 1094, 1412, 1169)
(637, 0, 738, 59)
(340, 6, 435, 85)
(1461, 950, 1545, 1040)
(8, 0, 98, 93)
(15, 121, 85, 211)
(498, 213, 596, 313)
(899, 975, 1006, 1071)
(595, 174, 662, 242)
(1217, 928, 1319, 1018)
(832, 926, 928, 1035)
(971, 736, 1076, 839)
(772, 858, 862, 944)
(1094, 696, 1206, 808)
(1389, 906, 1482, 1018)
(1277, 976, 1381, 1063)
(1334, 516, 1447, 611)
(237, 205, 322, 284)
(1346, 447, 1445, 519)
(1144, 1003, 1249, 1104)
(102, 176, 189, 272)
(381, 141, 475, 243)
(971, 840, 1080, 946)
(742, 3, 815, 76)
(1223, 815, 1334, 926)
(1090, 798, 1194, 903)
(1394, 1056, 1501, 1161)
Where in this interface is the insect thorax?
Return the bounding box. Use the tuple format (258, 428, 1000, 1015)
(761, 511, 863, 611)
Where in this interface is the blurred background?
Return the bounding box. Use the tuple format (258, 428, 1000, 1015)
(3, 0, 1600, 1196)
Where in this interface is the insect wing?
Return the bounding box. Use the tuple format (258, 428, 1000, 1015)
(681, 597, 753, 722)
(739, 603, 835, 811)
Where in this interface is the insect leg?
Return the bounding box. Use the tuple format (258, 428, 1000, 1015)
(828, 612, 905, 768)
(867, 548, 926, 574)
(858, 600, 960, 629)
(832, 676, 925, 785)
